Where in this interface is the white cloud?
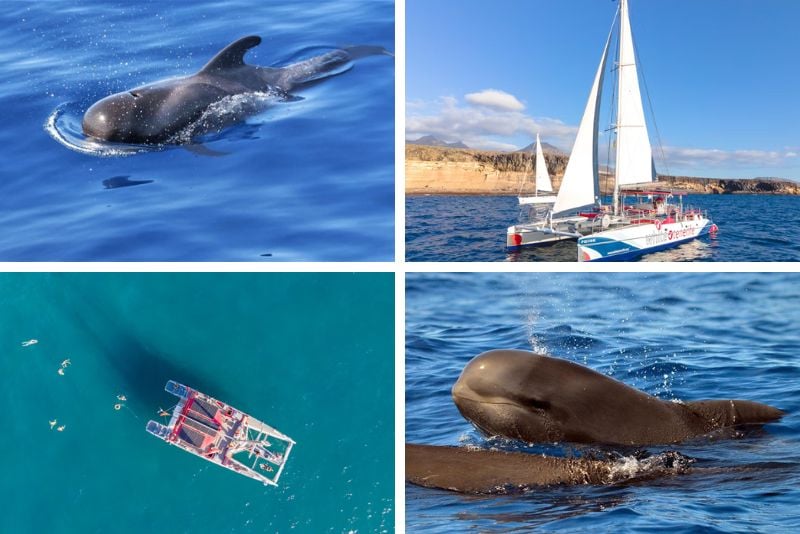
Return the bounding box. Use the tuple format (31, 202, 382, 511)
(464, 89, 525, 111)
(406, 94, 575, 151)
(661, 146, 797, 168)
(406, 93, 797, 177)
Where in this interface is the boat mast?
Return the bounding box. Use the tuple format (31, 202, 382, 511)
(613, 0, 626, 216)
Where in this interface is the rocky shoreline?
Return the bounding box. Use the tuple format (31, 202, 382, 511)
(406, 145, 800, 196)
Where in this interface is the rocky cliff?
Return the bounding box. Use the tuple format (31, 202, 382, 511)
(406, 145, 800, 195)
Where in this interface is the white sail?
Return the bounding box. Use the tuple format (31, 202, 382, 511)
(534, 133, 553, 193)
(615, 0, 654, 187)
(550, 27, 614, 216)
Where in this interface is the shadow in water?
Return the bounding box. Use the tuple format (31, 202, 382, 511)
(102, 175, 154, 189)
(53, 278, 235, 411)
(105, 330, 229, 409)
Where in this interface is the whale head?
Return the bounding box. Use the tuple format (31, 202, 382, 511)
(452, 350, 578, 443)
(82, 90, 146, 143)
(451, 349, 644, 444)
(82, 82, 190, 144)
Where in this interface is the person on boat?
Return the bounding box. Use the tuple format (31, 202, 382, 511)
(159, 409, 171, 417)
(654, 196, 666, 215)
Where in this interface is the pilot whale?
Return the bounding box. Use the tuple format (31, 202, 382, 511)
(452, 350, 784, 446)
(82, 35, 390, 144)
(406, 443, 694, 494)
(406, 443, 792, 494)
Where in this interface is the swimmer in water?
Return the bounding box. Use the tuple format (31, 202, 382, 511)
(61, 359, 71, 368)
(57, 368, 65, 376)
(49, 419, 57, 429)
(117, 394, 127, 401)
(22, 339, 38, 347)
(57, 425, 65, 432)
(114, 404, 122, 411)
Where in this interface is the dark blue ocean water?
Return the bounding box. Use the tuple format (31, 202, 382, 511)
(0, 0, 394, 261)
(406, 195, 800, 261)
(0, 273, 394, 533)
(406, 273, 800, 532)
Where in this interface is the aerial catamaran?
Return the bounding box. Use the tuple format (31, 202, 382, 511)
(575, 0, 717, 261)
(146, 381, 295, 486)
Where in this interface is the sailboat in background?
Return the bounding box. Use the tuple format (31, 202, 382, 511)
(506, 17, 615, 251)
(507, 0, 717, 258)
(517, 133, 557, 206)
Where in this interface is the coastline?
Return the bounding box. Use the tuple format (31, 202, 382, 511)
(406, 145, 800, 196)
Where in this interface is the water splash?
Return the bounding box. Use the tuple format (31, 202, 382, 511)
(606, 450, 695, 483)
(167, 89, 288, 145)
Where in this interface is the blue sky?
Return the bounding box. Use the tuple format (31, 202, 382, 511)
(406, 0, 800, 179)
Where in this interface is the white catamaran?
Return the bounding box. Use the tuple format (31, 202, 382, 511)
(508, 0, 718, 258)
(576, 0, 718, 261)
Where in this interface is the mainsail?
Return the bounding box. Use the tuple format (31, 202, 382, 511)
(615, 0, 654, 188)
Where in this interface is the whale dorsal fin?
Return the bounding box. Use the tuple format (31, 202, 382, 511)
(200, 35, 261, 73)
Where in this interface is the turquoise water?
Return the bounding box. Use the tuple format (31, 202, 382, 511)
(0, 273, 394, 533)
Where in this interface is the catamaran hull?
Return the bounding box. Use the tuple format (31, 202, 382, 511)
(506, 217, 595, 251)
(578, 218, 716, 262)
(506, 227, 575, 251)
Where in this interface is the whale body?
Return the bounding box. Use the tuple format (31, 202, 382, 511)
(82, 35, 390, 144)
(452, 350, 784, 446)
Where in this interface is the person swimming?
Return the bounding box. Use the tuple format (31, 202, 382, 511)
(57, 425, 65, 432)
(21, 339, 38, 347)
(61, 358, 71, 368)
(114, 404, 122, 411)
(49, 419, 57, 429)
(57, 368, 65, 376)
(117, 394, 127, 401)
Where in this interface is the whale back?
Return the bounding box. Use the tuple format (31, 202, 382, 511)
(406, 443, 610, 493)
